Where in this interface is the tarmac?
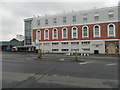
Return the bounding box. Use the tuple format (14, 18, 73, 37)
(2, 51, 119, 88)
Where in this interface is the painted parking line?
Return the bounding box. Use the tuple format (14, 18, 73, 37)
(105, 63, 117, 66)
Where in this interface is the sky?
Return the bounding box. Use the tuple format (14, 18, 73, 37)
(0, 0, 120, 41)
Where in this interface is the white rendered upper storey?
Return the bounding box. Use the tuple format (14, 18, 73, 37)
(32, 6, 119, 29)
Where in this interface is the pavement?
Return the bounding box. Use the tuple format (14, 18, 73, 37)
(1, 51, 119, 88)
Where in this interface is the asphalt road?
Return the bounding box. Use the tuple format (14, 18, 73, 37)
(2, 52, 119, 88)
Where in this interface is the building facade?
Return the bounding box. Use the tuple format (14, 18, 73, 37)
(0, 38, 23, 51)
(24, 18, 33, 46)
(25, 6, 120, 54)
(23, 18, 35, 51)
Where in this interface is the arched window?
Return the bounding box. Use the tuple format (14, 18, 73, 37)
(44, 29, 49, 40)
(82, 26, 89, 38)
(108, 24, 115, 37)
(72, 27, 78, 38)
(62, 28, 68, 39)
(36, 30, 41, 40)
(94, 25, 100, 37)
(52, 28, 58, 39)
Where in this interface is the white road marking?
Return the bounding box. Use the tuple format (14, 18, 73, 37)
(105, 63, 117, 66)
(79, 62, 87, 65)
(66, 75, 69, 78)
(59, 59, 65, 61)
(79, 62, 93, 65)
(53, 74, 57, 77)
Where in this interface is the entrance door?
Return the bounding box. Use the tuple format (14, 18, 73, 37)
(107, 45, 116, 54)
(94, 50, 99, 54)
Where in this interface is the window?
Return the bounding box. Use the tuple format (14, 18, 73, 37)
(39, 43, 42, 45)
(72, 27, 78, 39)
(37, 20, 40, 26)
(83, 15, 87, 21)
(108, 11, 114, 18)
(82, 26, 89, 38)
(108, 24, 115, 37)
(82, 48, 90, 51)
(63, 17, 67, 23)
(61, 42, 69, 45)
(52, 42, 59, 45)
(94, 14, 99, 20)
(62, 28, 68, 39)
(62, 49, 69, 51)
(43, 42, 50, 45)
(81, 41, 90, 44)
(45, 19, 48, 25)
(71, 42, 79, 44)
(94, 25, 100, 37)
(71, 49, 79, 51)
(44, 29, 49, 40)
(73, 16, 76, 22)
(95, 45, 99, 47)
(36, 30, 41, 40)
(52, 29, 58, 39)
(52, 49, 59, 51)
(53, 18, 57, 24)
(25, 21, 32, 45)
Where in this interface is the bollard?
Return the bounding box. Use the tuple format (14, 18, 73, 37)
(38, 49, 42, 58)
(81, 53, 83, 56)
(84, 53, 86, 56)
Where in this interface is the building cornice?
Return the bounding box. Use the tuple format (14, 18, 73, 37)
(32, 39, 120, 43)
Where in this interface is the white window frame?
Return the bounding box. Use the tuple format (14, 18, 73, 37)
(93, 25, 101, 38)
(108, 11, 114, 18)
(82, 26, 89, 38)
(71, 27, 78, 39)
(94, 13, 99, 20)
(37, 20, 40, 26)
(44, 29, 49, 40)
(53, 18, 57, 24)
(45, 19, 48, 25)
(62, 27, 68, 39)
(73, 16, 76, 22)
(52, 28, 58, 40)
(63, 17, 67, 23)
(107, 24, 115, 37)
(36, 30, 41, 40)
(83, 15, 87, 21)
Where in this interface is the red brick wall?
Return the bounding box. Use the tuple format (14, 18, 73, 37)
(32, 22, 120, 42)
(117, 22, 120, 38)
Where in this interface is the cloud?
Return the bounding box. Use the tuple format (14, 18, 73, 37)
(1, 1, 119, 41)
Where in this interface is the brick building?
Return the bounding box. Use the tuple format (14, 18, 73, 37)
(24, 6, 120, 54)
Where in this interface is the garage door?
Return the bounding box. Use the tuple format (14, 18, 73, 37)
(107, 45, 116, 54)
